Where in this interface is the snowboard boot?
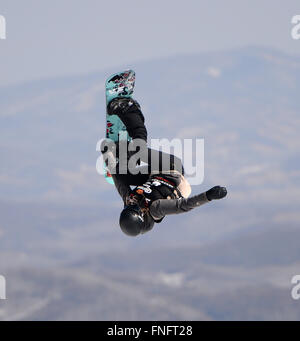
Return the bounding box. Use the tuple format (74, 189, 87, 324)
(107, 97, 141, 116)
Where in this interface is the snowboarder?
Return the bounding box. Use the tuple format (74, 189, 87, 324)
(102, 97, 227, 237)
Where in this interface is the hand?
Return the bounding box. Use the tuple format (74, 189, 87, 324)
(206, 186, 227, 201)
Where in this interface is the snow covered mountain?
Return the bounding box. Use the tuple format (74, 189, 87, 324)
(0, 46, 300, 320)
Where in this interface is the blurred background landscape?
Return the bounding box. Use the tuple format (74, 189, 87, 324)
(1, 46, 300, 320)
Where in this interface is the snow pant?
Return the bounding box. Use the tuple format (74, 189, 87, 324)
(115, 147, 191, 198)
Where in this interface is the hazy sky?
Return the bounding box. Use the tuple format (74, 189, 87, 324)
(0, 0, 300, 86)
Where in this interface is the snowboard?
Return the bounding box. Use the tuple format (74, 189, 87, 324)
(104, 70, 135, 184)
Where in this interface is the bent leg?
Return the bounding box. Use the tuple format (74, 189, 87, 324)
(139, 148, 184, 175)
(119, 146, 184, 185)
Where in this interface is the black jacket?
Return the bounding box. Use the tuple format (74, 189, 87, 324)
(112, 170, 209, 222)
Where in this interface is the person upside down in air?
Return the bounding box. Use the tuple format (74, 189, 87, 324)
(101, 97, 227, 237)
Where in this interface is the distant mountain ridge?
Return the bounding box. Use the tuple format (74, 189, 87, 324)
(0, 47, 300, 320)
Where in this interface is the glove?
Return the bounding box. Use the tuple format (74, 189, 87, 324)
(206, 186, 227, 201)
(107, 97, 141, 116)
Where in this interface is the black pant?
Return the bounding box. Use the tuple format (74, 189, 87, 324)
(116, 147, 184, 186)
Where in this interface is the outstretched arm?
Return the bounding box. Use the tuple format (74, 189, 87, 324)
(150, 193, 209, 220)
(150, 186, 227, 221)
